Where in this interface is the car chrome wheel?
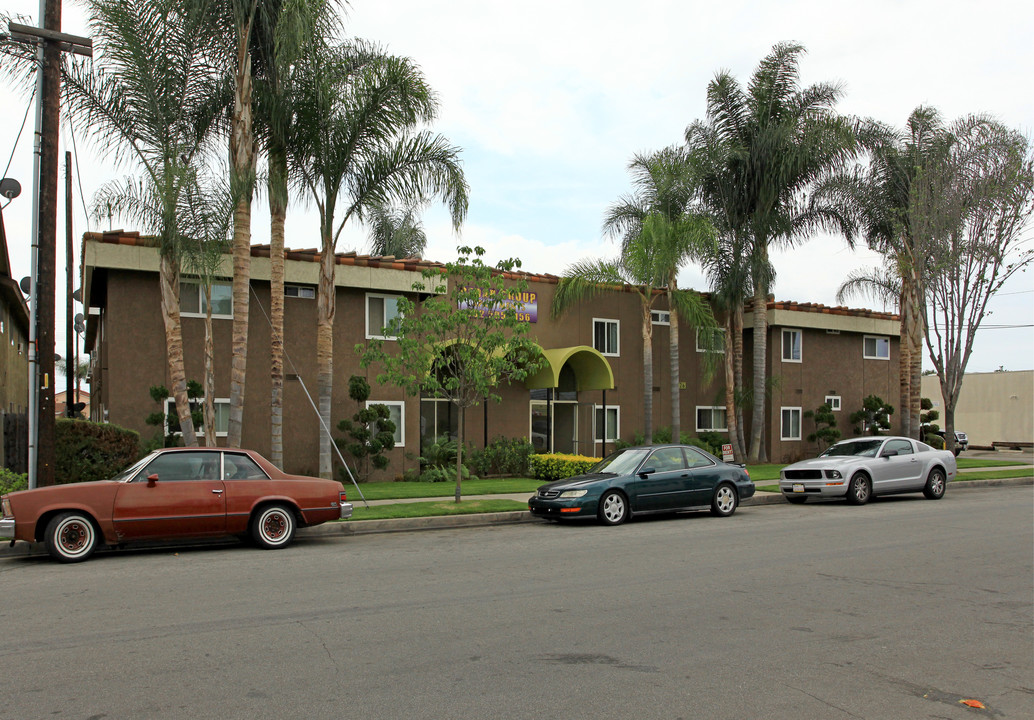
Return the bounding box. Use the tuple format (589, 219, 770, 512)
(252, 505, 296, 549)
(710, 484, 738, 517)
(923, 468, 947, 499)
(45, 513, 98, 563)
(597, 491, 628, 526)
(846, 473, 871, 505)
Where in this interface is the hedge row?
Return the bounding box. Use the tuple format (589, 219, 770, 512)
(528, 453, 600, 481)
(54, 419, 140, 485)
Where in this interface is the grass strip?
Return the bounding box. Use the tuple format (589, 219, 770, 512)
(955, 458, 1024, 468)
(349, 478, 539, 501)
(347, 499, 529, 521)
(954, 469, 1033, 481)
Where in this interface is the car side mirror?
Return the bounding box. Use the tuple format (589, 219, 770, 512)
(638, 466, 656, 477)
(881, 450, 897, 458)
(147, 473, 158, 487)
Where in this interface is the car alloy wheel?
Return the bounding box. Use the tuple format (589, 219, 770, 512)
(597, 490, 628, 526)
(846, 473, 871, 505)
(710, 483, 738, 517)
(45, 512, 98, 563)
(923, 468, 947, 499)
(252, 505, 296, 549)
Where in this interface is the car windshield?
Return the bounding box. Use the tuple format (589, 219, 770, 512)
(820, 439, 884, 458)
(108, 453, 157, 483)
(589, 448, 650, 475)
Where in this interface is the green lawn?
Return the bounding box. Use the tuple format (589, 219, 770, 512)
(348, 477, 540, 502)
(348, 499, 528, 521)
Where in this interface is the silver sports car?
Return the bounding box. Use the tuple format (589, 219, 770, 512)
(779, 436, 957, 505)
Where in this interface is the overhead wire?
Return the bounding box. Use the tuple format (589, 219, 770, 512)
(0, 86, 35, 210)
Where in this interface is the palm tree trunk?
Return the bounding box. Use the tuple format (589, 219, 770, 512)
(897, 294, 911, 437)
(158, 254, 198, 446)
(227, 33, 256, 449)
(641, 302, 654, 445)
(203, 285, 216, 448)
(668, 292, 680, 442)
(732, 304, 746, 455)
(723, 313, 745, 463)
(455, 405, 465, 502)
(317, 238, 336, 478)
(269, 146, 288, 468)
(748, 284, 768, 463)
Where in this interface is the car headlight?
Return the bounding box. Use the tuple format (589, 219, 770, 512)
(559, 489, 587, 499)
(825, 470, 842, 479)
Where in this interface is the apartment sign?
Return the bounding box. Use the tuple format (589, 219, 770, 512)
(457, 288, 538, 323)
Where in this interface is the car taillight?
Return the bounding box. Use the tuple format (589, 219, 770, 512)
(1, 498, 11, 517)
(339, 491, 347, 505)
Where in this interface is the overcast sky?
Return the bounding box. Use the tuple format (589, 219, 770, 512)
(1, 0, 1031, 377)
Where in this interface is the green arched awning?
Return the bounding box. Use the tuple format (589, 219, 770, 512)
(524, 345, 614, 391)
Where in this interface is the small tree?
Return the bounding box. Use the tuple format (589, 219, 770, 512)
(850, 394, 894, 436)
(804, 401, 841, 450)
(335, 375, 396, 483)
(144, 382, 204, 451)
(358, 246, 545, 502)
(919, 397, 940, 443)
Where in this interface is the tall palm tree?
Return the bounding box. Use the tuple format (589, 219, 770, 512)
(687, 42, 858, 463)
(603, 147, 717, 441)
(289, 40, 468, 478)
(365, 200, 429, 257)
(252, 0, 344, 468)
(64, 0, 229, 446)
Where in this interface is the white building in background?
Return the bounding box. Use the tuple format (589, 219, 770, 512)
(921, 370, 1034, 449)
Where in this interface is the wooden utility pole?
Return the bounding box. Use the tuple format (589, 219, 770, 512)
(65, 150, 73, 417)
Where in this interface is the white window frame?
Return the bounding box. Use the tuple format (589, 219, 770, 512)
(367, 400, 405, 448)
(650, 310, 670, 326)
(695, 406, 728, 432)
(780, 406, 802, 441)
(593, 404, 620, 443)
(284, 284, 316, 299)
(696, 328, 726, 353)
(180, 279, 233, 320)
(592, 318, 620, 357)
(825, 395, 842, 412)
(165, 397, 230, 438)
(781, 328, 802, 363)
(366, 293, 402, 340)
(863, 335, 890, 360)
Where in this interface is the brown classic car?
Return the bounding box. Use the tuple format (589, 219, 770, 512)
(0, 448, 352, 562)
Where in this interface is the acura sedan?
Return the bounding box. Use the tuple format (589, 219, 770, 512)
(528, 444, 755, 525)
(0, 448, 352, 562)
(779, 436, 957, 505)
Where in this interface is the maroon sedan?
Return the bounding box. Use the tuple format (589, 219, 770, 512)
(0, 448, 352, 562)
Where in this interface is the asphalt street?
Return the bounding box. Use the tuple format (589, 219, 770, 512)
(0, 485, 1031, 720)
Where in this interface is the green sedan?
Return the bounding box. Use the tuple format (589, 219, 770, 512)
(527, 444, 755, 525)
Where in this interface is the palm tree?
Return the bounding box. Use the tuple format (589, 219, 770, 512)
(252, 0, 344, 468)
(64, 0, 229, 446)
(603, 148, 717, 442)
(289, 41, 468, 478)
(687, 42, 859, 463)
(365, 200, 429, 257)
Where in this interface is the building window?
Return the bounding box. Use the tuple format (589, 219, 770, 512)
(651, 310, 670, 325)
(165, 397, 229, 437)
(781, 407, 802, 441)
(594, 405, 620, 443)
(696, 328, 726, 353)
(367, 401, 404, 447)
(864, 335, 890, 360)
(366, 293, 401, 339)
(285, 284, 315, 299)
(825, 395, 842, 411)
(593, 318, 619, 356)
(696, 406, 728, 432)
(781, 328, 802, 363)
(420, 397, 457, 450)
(180, 280, 232, 319)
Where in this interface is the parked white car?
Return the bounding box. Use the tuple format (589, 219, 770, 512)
(779, 436, 957, 505)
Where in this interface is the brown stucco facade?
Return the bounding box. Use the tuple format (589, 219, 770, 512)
(82, 231, 900, 477)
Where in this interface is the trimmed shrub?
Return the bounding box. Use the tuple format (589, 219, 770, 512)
(0, 467, 27, 494)
(529, 453, 599, 481)
(465, 436, 535, 477)
(54, 419, 140, 485)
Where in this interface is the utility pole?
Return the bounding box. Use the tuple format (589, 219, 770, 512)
(65, 150, 73, 417)
(7, 8, 91, 488)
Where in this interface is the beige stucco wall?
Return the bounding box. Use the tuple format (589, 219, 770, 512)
(921, 370, 1034, 447)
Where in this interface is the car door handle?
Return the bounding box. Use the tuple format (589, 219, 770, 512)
(212, 489, 224, 495)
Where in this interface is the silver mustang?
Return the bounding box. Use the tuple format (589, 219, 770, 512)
(779, 436, 957, 505)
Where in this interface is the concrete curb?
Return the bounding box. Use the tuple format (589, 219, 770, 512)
(3, 476, 1030, 559)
